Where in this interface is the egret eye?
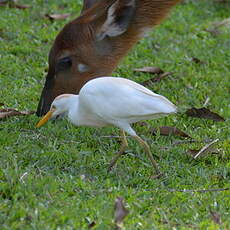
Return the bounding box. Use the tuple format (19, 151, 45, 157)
(56, 57, 72, 72)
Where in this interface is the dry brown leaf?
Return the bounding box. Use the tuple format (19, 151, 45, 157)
(210, 210, 222, 225)
(186, 107, 225, 122)
(213, 18, 230, 29)
(13, 3, 30, 9)
(134, 66, 173, 86)
(0, 108, 35, 119)
(151, 126, 191, 138)
(0, 0, 30, 9)
(134, 66, 164, 75)
(191, 57, 205, 64)
(45, 13, 71, 21)
(142, 72, 173, 86)
(114, 197, 129, 229)
(157, 71, 172, 78)
(186, 139, 219, 159)
(205, 28, 220, 36)
(207, 17, 230, 36)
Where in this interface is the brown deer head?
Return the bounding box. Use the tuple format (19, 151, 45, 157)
(36, 0, 180, 116)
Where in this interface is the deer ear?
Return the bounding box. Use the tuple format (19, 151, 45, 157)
(96, 0, 136, 40)
(81, 0, 100, 13)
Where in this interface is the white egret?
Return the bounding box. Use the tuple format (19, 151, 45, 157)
(36, 77, 177, 177)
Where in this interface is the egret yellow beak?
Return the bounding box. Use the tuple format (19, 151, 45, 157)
(36, 108, 55, 128)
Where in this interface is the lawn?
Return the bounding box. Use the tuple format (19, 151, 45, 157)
(0, 0, 229, 229)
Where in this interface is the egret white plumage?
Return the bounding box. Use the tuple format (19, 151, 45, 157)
(36, 77, 177, 177)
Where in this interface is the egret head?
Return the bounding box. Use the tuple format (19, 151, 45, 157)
(36, 94, 74, 128)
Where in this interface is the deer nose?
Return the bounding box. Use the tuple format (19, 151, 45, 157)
(36, 77, 55, 116)
(36, 93, 54, 116)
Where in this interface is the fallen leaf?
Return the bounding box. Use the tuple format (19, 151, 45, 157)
(151, 126, 191, 138)
(0, 0, 30, 9)
(88, 221, 96, 229)
(187, 139, 219, 159)
(206, 17, 230, 36)
(0, 108, 35, 119)
(134, 66, 164, 75)
(134, 66, 173, 86)
(191, 57, 205, 64)
(186, 107, 225, 122)
(142, 72, 173, 86)
(13, 3, 30, 9)
(157, 71, 172, 78)
(45, 13, 71, 21)
(210, 209, 222, 225)
(114, 197, 129, 229)
(205, 28, 220, 36)
(213, 18, 230, 29)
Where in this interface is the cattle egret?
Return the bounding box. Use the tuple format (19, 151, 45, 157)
(36, 77, 177, 177)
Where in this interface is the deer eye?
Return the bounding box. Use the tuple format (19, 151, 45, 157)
(78, 63, 89, 73)
(56, 57, 72, 72)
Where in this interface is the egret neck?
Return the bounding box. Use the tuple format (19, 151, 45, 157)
(66, 95, 81, 126)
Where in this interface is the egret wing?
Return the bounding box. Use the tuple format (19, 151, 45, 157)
(79, 77, 176, 123)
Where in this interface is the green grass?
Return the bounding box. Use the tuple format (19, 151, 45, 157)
(0, 0, 230, 229)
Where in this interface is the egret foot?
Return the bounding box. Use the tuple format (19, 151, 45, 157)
(133, 135, 161, 177)
(108, 130, 128, 172)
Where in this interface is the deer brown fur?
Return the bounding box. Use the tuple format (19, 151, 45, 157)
(37, 0, 181, 116)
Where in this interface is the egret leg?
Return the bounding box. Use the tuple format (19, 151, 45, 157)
(108, 130, 128, 172)
(133, 135, 162, 178)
